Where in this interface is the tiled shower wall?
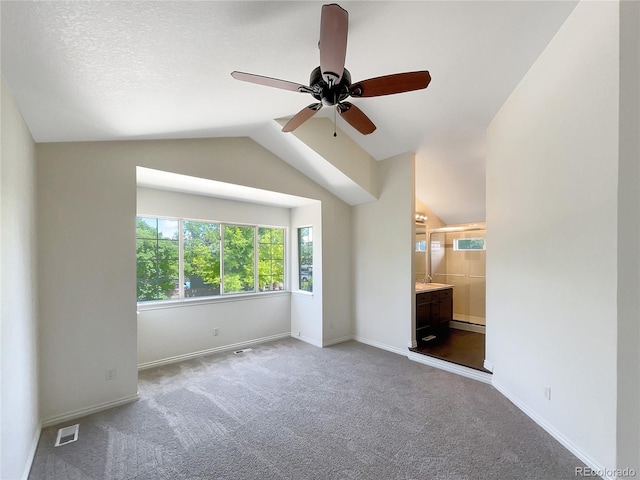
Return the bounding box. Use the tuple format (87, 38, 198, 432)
(431, 230, 486, 325)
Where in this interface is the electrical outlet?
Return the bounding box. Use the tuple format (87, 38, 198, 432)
(214, 327, 219, 336)
(544, 386, 551, 401)
(105, 368, 116, 381)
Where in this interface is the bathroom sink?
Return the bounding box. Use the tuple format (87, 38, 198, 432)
(415, 282, 453, 292)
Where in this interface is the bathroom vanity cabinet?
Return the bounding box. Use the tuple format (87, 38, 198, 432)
(416, 285, 453, 345)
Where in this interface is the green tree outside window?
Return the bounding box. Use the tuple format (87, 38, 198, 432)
(258, 227, 285, 291)
(298, 227, 313, 292)
(223, 225, 255, 294)
(136, 217, 179, 301)
(183, 221, 221, 297)
(136, 217, 286, 301)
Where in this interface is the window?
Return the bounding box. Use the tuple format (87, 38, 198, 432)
(298, 227, 313, 292)
(136, 216, 285, 303)
(136, 217, 179, 301)
(183, 221, 221, 297)
(453, 238, 486, 251)
(258, 227, 285, 291)
(223, 225, 255, 294)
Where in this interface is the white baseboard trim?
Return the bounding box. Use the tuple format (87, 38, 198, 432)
(22, 421, 42, 480)
(408, 351, 493, 384)
(42, 393, 140, 428)
(450, 320, 486, 334)
(492, 380, 613, 480)
(138, 332, 291, 370)
(483, 359, 494, 373)
(292, 332, 323, 347)
(353, 336, 407, 356)
(323, 335, 354, 347)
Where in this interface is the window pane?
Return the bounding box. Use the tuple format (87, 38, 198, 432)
(298, 227, 313, 292)
(258, 227, 285, 291)
(453, 238, 486, 251)
(136, 217, 159, 239)
(138, 218, 287, 302)
(223, 225, 255, 294)
(136, 217, 179, 302)
(258, 243, 271, 259)
(183, 221, 221, 297)
(157, 219, 179, 240)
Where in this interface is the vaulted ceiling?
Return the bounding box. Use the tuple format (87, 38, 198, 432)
(1, 1, 577, 224)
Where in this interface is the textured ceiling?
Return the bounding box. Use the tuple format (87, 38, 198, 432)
(1, 1, 577, 224)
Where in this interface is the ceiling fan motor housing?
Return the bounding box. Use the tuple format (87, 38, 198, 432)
(309, 66, 351, 106)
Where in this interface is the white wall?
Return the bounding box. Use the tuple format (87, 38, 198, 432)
(136, 188, 292, 366)
(1, 77, 40, 479)
(288, 118, 379, 199)
(617, 0, 640, 472)
(320, 197, 353, 345)
(37, 144, 139, 424)
(138, 294, 290, 367)
(36, 137, 352, 422)
(486, 0, 619, 472)
(138, 187, 292, 226)
(290, 202, 323, 346)
(353, 153, 414, 354)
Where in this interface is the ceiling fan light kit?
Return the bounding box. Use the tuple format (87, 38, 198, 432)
(231, 3, 431, 136)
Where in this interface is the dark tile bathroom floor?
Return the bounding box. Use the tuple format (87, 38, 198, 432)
(412, 328, 490, 373)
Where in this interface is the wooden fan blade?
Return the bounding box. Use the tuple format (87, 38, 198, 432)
(282, 103, 323, 132)
(349, 71, 431, 97)
(337, 102, 376, 135)
(319, 4, 348, 84)
(231, 71, 309, 92)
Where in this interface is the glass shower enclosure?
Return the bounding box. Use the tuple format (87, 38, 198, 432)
(429, 228, 486, 326)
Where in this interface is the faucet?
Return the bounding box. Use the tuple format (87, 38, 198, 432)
(422, 275, 432, 284)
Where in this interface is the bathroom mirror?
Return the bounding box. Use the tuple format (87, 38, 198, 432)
(414, 226, 427, 281)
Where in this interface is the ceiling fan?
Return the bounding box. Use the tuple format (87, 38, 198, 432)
(231, 3, 431, 136)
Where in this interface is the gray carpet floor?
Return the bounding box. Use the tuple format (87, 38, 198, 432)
(29, 338, 585, 480)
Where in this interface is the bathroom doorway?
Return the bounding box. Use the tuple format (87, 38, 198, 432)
(414, 225, 488, 372)
(430, 227, 486, 329)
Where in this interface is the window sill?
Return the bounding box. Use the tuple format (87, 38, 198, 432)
(137, 290, 290, 311)
(292, 290, 314, 298)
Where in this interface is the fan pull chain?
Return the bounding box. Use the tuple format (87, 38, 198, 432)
(333, 106, 337, 137)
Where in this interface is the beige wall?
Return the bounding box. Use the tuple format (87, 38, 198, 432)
(287, 118, 379, 200)
(291, 201, 324, 345)
(486, 0, 619, 471)
(353, 153, 415, 353)
(136, 187, 293, 366)
(617, 0, 640, 471)
(36, 137, 352, 422)
(414, 198, 446, 282)
(1, 77, 40, 480)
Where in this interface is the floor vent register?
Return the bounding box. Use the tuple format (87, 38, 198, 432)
(55, 424, 79, 447)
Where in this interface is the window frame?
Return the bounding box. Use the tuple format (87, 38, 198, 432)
(221, 223, 257, 295)
(297, 226, 313, 293)
(135, 215, 181, 302)
(257, 226, 286, 292)
(182, 218, 222, 298)
(452, 237, 486, 251)
(136, 215, 287, 306)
